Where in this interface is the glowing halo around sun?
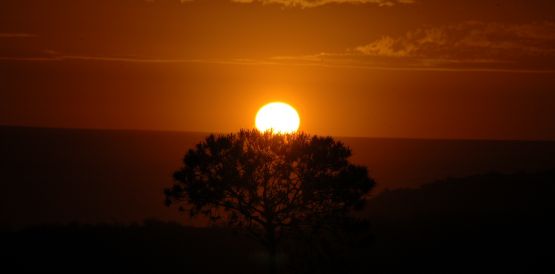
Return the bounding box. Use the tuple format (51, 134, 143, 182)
(255, 102, 300, 134)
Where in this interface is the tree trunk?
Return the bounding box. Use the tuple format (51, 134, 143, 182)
(268, 243, 277, 274)
(266, 225, 278, 274)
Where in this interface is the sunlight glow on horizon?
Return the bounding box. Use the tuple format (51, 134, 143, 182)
(255, 102, 300, 134)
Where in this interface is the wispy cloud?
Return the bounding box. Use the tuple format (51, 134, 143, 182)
(144, 0, 195, 3)
(268, 21, 555, 72)
(0, 52, 277, 66)
(3, 52, 552, 74)
(354, 21, 555, 59)
(2, 21, 555, 74)
(230, 0, 415, 8)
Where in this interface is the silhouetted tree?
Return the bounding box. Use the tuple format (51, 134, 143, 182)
(165, 129, 375, 274)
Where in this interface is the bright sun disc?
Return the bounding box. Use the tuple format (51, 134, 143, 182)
(256, 102, 300, 134)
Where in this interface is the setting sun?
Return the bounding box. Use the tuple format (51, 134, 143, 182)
(255, 102, 300, 134)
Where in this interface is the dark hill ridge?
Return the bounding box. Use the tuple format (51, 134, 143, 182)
(2, 126, 555, 227)
(365, 170, 555, 274)
(365, 170, 555, 220)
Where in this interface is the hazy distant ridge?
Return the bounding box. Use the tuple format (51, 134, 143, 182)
(2, 126, 555, 227)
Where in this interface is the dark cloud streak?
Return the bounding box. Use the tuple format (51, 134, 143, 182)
(0, 33, 37, 38)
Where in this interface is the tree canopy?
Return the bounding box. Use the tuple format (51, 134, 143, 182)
(165, 129, 375, 272)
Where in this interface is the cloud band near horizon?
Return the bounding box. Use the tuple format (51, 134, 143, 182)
(230, 0, 415, 8)
(151, 0, 416, 7)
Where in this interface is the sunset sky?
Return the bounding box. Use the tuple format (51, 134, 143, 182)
(1, 0, 555, 140)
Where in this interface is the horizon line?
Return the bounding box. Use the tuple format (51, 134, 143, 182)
(2, 124, 554, 143)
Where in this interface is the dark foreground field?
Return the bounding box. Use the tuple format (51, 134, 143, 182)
(1, 171, 554, 273)
(1, 126, 555, 273)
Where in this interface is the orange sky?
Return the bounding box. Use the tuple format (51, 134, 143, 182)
(1, 0, 555, 140)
